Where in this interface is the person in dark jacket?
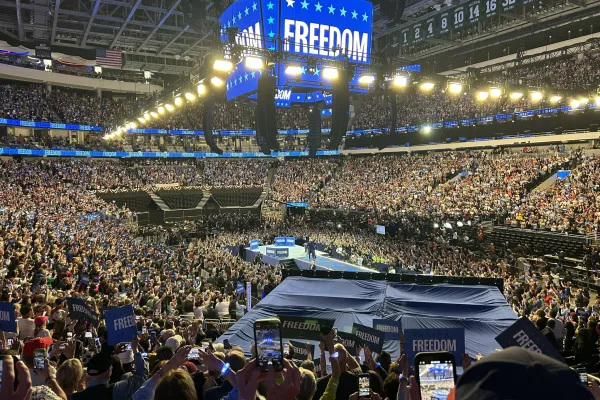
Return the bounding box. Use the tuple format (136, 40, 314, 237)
(541, 319, 560, 350)
(564, 313, 577, 352)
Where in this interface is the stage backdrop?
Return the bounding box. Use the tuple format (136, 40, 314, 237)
(216, 277, 517, 359)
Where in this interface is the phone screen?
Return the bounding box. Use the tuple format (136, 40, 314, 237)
(85, 332, 93, 338)
(254, 319, 283, 372)
(577, 368, 588, 385)
(0, 359, 3, 388)
(188, 348, 200, 360)
(95, 338, 101, 352)
(33, 350, 46, 370)
(142, 327, 147, 334)
(125, 343, 132, 351)
(358, 374, 370, 397)
(417, 358, 455, 400)
(283, 343, 290, 356)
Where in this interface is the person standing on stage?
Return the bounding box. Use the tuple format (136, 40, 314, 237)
(308, 240, 317, 261)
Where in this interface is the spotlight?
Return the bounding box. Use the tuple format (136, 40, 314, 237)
(358, 75, 375, 84)
(489, 87, 502, 98)
(245, 56, 264, 70)
(596, 96, 600, 106)
(392, 76, 408, 87)
(125, 123, 131, 130)
(213, 59, 233, 72)
(165, 104, 175, 112)
(143, 113, 151, 121)
(137, 117, 145, 124)
(570, 99, 580, 109)
(323, 67, 339, 80)
(157, 106, 165, 114)
(530, 91, 543, 102)
(420, 81, 435, 91)
(150, 111, 159, 119)
(285, 65, 302, 75)
(448, 82, 462, 94)
(130, 122, 137, 129)
(423, 125, 432, 134)
(476, 91, 489, 101)
(197, 84, 206, 95)
(550, 95, 562, 103)
(433, 223, 439, 228)
(211, 76, 224, 86)
(185, 92, 196, 101)
(578, 97, 589, 105)
(174, 97, 183, 107)
(510, 92, 523, 100)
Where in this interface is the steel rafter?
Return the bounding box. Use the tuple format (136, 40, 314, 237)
(158, 24, 189, 55)
(82, 0, 103, 46)
(136, 0, 181, 52)
(110, 0, 143, 48)
(50, 0, 62, 43)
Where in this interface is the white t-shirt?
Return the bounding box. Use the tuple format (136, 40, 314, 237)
(215, 301, 230, 318)
(18, 318, 35, 339)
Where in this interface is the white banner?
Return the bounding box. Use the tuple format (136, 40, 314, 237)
(246, 282, 252, 311)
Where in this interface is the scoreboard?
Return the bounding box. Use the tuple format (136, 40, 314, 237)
(395, 0, 534, 47)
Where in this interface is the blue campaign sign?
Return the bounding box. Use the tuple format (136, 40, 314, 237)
(0, 302, 17, 333)
(285, 237, 295, 246)
(226, 61, 261, 101)
(250, 239, 260, 250)
(372, 319, 402, 341)
(495, 317, 563, 362)
(236, 282, 246, 294)
(266, 247, 289, 257)
(105, 305, 137, 345)
(404, 328, 465, 364)
(286, 202, 308, 207)
(275, 237, 286, 246)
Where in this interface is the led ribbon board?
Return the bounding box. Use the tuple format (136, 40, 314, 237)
(219, 0, 373, 100)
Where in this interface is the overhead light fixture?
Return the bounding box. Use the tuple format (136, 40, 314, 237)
(213, 59, 233, 72)
(570, 99, 580, 109)
(129, 122, 137, 130)
(245, 56, 264, 70)
(422, 125, 432, 134)
(197, 84, 206, 95)
(211, 76, 224, 86)
(420, 81, 435, 91)
(125, 123, 131, 130)
(550, 95, 562, 103)
(285, 65, 302, 75)
(530, 91, 543, 102)
(358, 75, 375, 84)
(578, 97, 589, 105)
(392, 75, 408, 87)
(448, 82, 462, 94)
(150, 111, 159, 119)
(185, 92, 196, 101)
(510, 92, 523, 100)
(489, 87, 502, 98)
(157, 106, 165, 114)
(476, 91, 489, 101)
(165, 104, 175, 112)
(596, 96, 600, 106)
(322, 67, 339, 80)
(174, 97, 183, 107)
(143, 113, 151, 121)
(137, 117, 145, 124)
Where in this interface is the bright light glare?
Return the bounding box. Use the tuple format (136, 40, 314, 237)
(130, 122, 137, 130)
(579, 97, 589, 105)
(285, 65, 302, 75)
(323, 67, 339, 80)
(157, 106, 165, 114)
(530, 91, 543, 102)
(358, 75, 375, 84)
(213, 59, 233, 72)
(137, 117, 145, 124)
(165, 104, 175, 112)
(550, 95, 562, 103)
(393, 76, 408, 87)
(510, 92, 523, 100)
(211, 77, 224, 86)
(596, 96, 600, 106)
(423, 125, 432, 134)
(125, 123, 131, 130)
(245, 56, 264, 70)
(197, 84, 206, 95)
(420, 82, 435, 91)
(570, 99, 580, 109)
(150, 111, 159, 119)
(476, 91, 489, 101)
(185, 92, 196, 101)
(489, 87, 502, 98)
(174, 97, 183, 107)
(448, 82, 462, 94)
(143, 113, 151, 121)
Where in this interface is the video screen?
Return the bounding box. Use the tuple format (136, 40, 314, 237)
(359, 374, 370, 396)
(376, 225, 385, 235)
(256, 323, 282, 369)
(418, 361, 454, 400)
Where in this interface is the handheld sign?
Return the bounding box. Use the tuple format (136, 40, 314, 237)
(250, 239, 260, 250)
(67, 298, 100, 326)
(105, 305, 137, 345)
(0, 302, 16, 333)
(353, 323, 385, 353)
(290, 340, 313, 361)
(495, 317, 564, 362)
(404, 328, 465, 364)
(336, 331, 359, 356)
(279, 315, 335, 341)
(236, 282, 245, 295)
(373, 319, 402, 341)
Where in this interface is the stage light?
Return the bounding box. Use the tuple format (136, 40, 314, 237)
(197, 84, 206, 95)
(476, 91, 489, 101)
(489, 87, 502, 98)
(358, 75, 375, 84)
(165, 104, 175, 112)
(116, 127, 122, 134)
(150, 111, 159, 119)
(125, 123, 131, 130)
(596, 96, 600, 106)
(137, 117, 145, 124)
(433, 223, 439, 228)
(578, 97, 589, 105)
(423, 125, 432, 134)
(420, 81, 435, 91)
(143, 113, 151, 121)
(530, 91, 543, 102)
(245, 56, 264, 70)
(185, 92, 196, 101)
(130, 122, 137, 130)
(174, 97, 183, 107)
(323, 67, 339, 80)
(157, 106, 166, 115)
(285, 65, 302, 75)
(570, 99, 580, 109)
(448, 82, 462, 94)
(211, 76, 224, 86)
(392, 76, 408, 87)
(510, 92, 523, 100)
(550, 95, 562, 103)
(213, 59, 233, 72)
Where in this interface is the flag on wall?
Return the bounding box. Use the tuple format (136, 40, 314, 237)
(95, 48, 122, 67)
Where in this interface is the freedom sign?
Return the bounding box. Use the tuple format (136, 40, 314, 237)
(372, 319, 402, 341)
(403, 328, 465, 364)
(352, 323, 384, 353)
(67, 298, 99, 326)
(290, 340, 313, 361)
(495, 317, 563, 362)
(250, 239, 260, 250)
(105, 305, 137, 345)
(0, 302, 16, 332)
(336, 331, 359, 356)
(279, 315, 335, 341)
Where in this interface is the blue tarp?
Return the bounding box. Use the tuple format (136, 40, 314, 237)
(217, 277, 517, 359)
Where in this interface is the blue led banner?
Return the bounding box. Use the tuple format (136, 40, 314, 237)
(0, 118, 102, 131)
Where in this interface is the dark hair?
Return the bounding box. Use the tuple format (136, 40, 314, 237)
(383, 372, 400, 400)
(375, 351, 392, 372)
(183, 300, 193, 313)
(153, 370, 197, 400)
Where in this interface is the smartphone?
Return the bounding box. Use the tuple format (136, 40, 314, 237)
(0, 358, 2, 388)
(6, 338, 13, 347)
(94, 338, 101, 352)
(358, 373, 370, 398)
(85, 331, 93, 338)
(283, 343, 290, 357)
(254, 318, 284, 372)
(577, 368, 588, 385)
(67, 332, 73, 339)
(125, 343, 132, 351)
(142, 326, 147, 334)
(223, 339, 231, 350)
(201, 340, 210, 352)
(33, 348, 46, 370)
(414, 352, 457, 400)
(188, 348, 200, 360)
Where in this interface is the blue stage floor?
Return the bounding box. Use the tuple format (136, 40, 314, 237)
(294, 251, 377, 273)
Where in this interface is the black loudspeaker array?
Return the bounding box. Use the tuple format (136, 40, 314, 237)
(257, 76, 280, 152)
(327, 70, 350, 150)
(308, 106, 322, 156)
(202, 98, 224, 155)
(254, 106, 271, 155)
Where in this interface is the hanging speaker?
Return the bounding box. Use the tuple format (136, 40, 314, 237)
(257, 75, 279, 151)
(254, 104, 271, 155)
(202, 98, 223, 155)
(328, 69, 350, 150)
(308, 106, 322, 156)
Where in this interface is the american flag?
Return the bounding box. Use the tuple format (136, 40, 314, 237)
(95, 48, 122, 67)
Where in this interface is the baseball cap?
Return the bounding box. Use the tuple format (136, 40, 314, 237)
(86, 352, 113, 376)
(22, 337, 53, 357)
(34, 316, 49, 326)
